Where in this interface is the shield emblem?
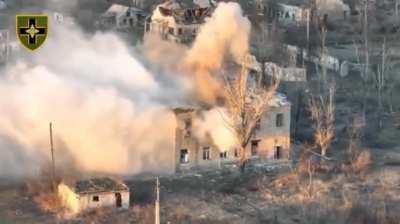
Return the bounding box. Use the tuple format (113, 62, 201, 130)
(16, 14, 48, 51)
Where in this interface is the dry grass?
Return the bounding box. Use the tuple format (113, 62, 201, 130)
(132, 205, 154, 224)
(351, 150, 373, 174)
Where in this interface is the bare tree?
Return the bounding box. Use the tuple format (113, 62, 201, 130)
(223, 55, 279, 172)
(362, 0, 370, 123)
(375, 37, 387, 128)
(308, 85, 335, 157)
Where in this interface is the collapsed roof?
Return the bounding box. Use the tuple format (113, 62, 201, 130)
(159, 0, 216, 11)
(75, 177, 129, 194)
(155, 0, 216, 24)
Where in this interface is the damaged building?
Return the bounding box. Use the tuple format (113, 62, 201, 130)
(72, 178, 130, 212)
(144, 0, 216, 44)
(264, 0, 350, 26)
(173, 93, 291, 172)
(97, 3, 147, 30)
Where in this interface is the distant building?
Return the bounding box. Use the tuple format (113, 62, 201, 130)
(275, 3, 309, 25)
(53, 12, 75, 25)
(264, 62, 307, 82)
(131, 0, 145, 9)
(173, 93, 291, 172)
(144, 0, 216, 44)
(74, 178, 130, 212)
(264, 0, 350, 26)
(263, 0, 310, 25)
(98, 4, 147, 30)
(283, 44, 350, 77)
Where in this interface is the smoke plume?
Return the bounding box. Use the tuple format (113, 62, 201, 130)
(0, 25, 178, 178)
(143, 2, 251, 104)
(193, 108, 237, 152)
(0, 2, 251, 178)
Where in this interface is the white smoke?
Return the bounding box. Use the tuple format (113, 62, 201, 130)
(144, 2, 251, 103)
(0, 2, 252, 178)
(193, 108, 237, 152)
(186, 2, 251, 70)
(0, 25, 179, 178)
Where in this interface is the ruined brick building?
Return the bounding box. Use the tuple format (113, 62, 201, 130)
(173, 93, 291, 172)
(142, 0, 292, 173)
(144, 0, 216, 44)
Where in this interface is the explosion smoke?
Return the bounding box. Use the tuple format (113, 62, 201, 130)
(193, 108, 237, 152)
(0, 25, 178, 177)
(0, 2, 252, 178)
(143, 2, 251, 104)
(58, 183, 80, 215)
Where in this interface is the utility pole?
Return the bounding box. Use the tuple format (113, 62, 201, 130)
(155, 177, 160, 224)
(49, 122, 56, 191)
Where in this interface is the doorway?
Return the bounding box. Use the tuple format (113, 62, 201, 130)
(115, 192, 122, 207)
(275, 146, 282, 159)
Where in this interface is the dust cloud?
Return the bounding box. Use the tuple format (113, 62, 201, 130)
(0, 2, 251, 178)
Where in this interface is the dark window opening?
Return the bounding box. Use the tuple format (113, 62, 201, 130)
(178, 28, 183, 35)
(234, 148, 239, 157)
(93, 195, 99, 202)
(203, 147, 211, 160)
(168, 27, 174, 35)
(276, 113, 284, 127)
(115, 193, 122, 207)
(184, 119, 191, 129)
(184, 119, 192, 136)
(275, 146, 282, 159)
(180, 149, 189, 164)
(251, 140, 259, 156)
(219, 151, 227, 159)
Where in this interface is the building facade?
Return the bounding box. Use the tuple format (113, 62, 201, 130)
(144, 0, 216, 44)
(173, 94, 291, 172)
(98, 4, 147, 30)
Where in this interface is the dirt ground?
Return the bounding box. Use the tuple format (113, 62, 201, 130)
(0, 149, 400, 224)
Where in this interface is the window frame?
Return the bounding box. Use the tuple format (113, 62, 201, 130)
(276, 113, 284, 127)
(219, 151, 227, 159)
(180, 149, 189, 164)
(251, 140, 259, 156)
(92, 195, 99, 202)
(202, 147, 211, 160)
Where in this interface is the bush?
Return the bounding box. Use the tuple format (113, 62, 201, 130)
(351, 150, 373, 174)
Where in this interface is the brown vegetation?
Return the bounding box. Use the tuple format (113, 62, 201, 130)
(223, 56, 279, 172)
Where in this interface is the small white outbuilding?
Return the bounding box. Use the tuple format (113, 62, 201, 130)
(74, 177, 130, 212)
